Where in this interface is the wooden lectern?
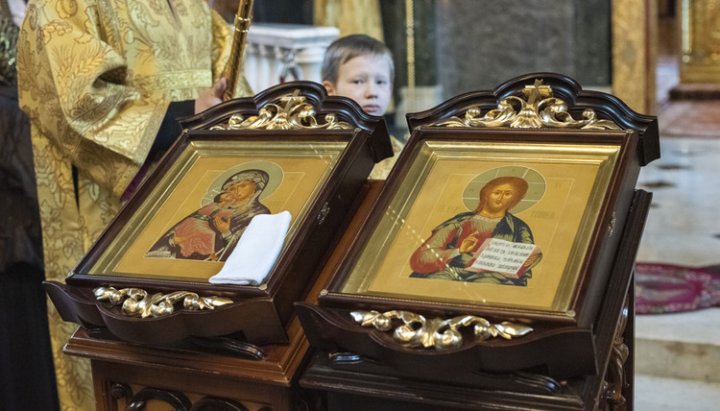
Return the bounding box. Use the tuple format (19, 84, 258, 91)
(44, 81, 392, 410)
(43, 73, 658, 411)
(297, 72, 659, 411)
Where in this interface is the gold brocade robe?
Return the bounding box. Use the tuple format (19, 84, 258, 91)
(369, 135, 404, 180)
(17, 1, 235, 409)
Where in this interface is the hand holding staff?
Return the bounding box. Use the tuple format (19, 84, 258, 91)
(222, 0, 255, 101)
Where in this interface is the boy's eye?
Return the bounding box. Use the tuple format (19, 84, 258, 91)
(352, 79, 364, 85)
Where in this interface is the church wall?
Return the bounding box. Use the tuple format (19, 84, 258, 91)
(434, 0, 611, 99)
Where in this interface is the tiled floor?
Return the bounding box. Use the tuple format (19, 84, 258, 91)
(633, 138, 720, 411)
(657, 102, 720, 138)
(635, 375, 720, 411)
(633, 15, 720, 411)
(636, 137, 720, 265)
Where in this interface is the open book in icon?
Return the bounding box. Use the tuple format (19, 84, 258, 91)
(467, 238, 543, 279)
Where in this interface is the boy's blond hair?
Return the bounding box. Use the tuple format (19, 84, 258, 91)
(321, 34, 394, 85)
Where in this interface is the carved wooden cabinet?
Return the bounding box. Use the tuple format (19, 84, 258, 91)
(67, 328, 307, 411)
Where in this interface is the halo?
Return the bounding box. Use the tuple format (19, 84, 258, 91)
(202, 160, 284, 206)
(462, 166, 545, 214)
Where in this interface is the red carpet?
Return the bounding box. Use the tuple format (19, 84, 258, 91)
(635, 263, 720, 314)
(657, 101, 720, 138)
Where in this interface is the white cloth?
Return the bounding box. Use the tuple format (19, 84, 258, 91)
(209, 210, 292, 286)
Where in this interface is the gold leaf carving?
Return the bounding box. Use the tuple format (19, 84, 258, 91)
(351, 310, 533, 350)
(435, 80, 620, 130)
(94, 287, 233, 318)
(211, 89, 354, 130)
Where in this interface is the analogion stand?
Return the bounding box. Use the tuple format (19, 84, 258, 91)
(60, 181, 386, 411)
(299, 189, 647, 411)
(296, 73, 658, 411)
(45, 82, 392, 411)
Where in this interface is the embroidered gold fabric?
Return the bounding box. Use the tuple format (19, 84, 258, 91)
(17, 1, 236, 410)
(369, 135, 404, 180)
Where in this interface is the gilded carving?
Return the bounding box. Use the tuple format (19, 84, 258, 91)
(434, 80, 620, 130)
(211, 90, 354, 130)
(94, 287, 233, 318)
(602, 297, 631, 410)
(351, 310, 533, 349)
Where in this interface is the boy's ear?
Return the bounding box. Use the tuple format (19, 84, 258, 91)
(322, 80, 336, 96)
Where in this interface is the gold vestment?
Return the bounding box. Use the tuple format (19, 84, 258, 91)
(17, 1, 235, 409)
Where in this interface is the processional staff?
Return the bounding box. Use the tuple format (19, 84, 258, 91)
(223, 0, 256, 101)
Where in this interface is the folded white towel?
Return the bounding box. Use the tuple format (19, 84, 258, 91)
(209, 210, 292, 286)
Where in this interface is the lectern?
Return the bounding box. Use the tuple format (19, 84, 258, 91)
(43, 73, 659, 410)
(296, 72, 659, 410)
(44, 81, 392, 410)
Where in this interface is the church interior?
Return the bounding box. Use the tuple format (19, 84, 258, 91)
(1, 0, 718, 410)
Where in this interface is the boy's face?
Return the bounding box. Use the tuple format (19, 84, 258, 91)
(323, 54, 392, 116)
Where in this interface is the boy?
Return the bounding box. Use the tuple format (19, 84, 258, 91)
(321, 34, 393, 116)
(321, 34, 403, 179)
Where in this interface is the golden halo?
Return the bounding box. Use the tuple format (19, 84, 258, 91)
(202, 160, 284, 205)
(462, 166, 545, 214)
